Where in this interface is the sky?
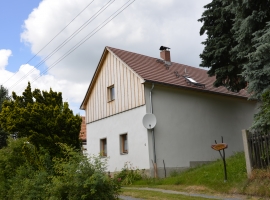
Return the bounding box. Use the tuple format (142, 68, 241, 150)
(0, 0, 211, 115)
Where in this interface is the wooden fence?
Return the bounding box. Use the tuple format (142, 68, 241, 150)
(242, 130, 270, 177)
(248, 130, 270, 168)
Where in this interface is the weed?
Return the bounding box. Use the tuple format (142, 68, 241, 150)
(115, 161, 144, 185)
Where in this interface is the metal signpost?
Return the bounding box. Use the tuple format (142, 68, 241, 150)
(211, 136, 228, 182)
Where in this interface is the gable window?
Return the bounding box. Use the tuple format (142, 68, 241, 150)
(100, 138, 107, 157)
(107, 85, 115, 101)
(120, 134, 128, 154)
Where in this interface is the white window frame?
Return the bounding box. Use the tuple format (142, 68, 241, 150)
(107, 85, 115, 102)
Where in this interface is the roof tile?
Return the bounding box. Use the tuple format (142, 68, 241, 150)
(107, 46, 249, 98)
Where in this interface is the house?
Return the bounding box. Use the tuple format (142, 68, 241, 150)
(80, 46, 257, 177)
(79, 116, 87, 152)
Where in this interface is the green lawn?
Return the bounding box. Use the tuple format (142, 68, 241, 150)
(120, 152, 270, 199)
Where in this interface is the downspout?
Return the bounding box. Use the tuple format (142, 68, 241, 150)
(150, 83, 157, 177)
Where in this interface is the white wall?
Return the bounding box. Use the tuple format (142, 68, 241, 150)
(86, 105, 150, 172)
(144, 84, 258, 171)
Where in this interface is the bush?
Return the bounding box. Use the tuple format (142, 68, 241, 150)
(115, 162, 144, 185)
(48, 143, 121, 199)
(0, 138, 121, 200)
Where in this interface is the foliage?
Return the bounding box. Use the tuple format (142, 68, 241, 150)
(0, 138, 121, 200)
(231, 0, 270, 99)
(243, 23, 270, 99)
(0, 137, 28, 199)
(199, 0, 270, 99)
(198, 0, 246, 92)
(115, 161, 144, 185)
(0, 85, 10, 149)
(0, 82, 82, 157)
(252, 90, 270, 131)
(48, 143, 121, 200)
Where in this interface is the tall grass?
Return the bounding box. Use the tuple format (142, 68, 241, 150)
(133, 152, 247, 193)
(128, 152, 270, 197)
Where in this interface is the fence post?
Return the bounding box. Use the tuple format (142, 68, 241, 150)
(242, 129, 252, 178)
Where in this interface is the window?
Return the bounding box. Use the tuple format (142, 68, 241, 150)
(183, 76, 205, 88)
(107, 85, 115, 101)
(120, 134, 128, 154)
(100, 138, 107, 157)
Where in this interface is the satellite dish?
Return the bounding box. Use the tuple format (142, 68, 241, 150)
(142, 113, 157, 129)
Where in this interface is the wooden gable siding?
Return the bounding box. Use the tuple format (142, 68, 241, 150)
(85, 51, 145, 123)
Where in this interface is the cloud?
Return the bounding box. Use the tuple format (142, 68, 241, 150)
(0, 49, 12, 70)
(1, 63, 88, 114)
(20, 0, 209, 83)
(13, 0, 210, 115)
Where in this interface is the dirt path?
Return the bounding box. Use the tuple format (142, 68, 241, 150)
(122, 187, 253, 200)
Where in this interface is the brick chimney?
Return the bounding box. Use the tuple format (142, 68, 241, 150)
(159, 46, 171, 62)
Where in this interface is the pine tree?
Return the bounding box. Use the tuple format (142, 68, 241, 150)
(199, 0, 270, 98)
(199, 0, 270, 129)
(198, 0, 246, 92)
(231, 0, 270, 99)
(0, 83, 82, 156)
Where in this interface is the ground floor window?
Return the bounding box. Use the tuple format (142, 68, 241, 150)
(100, 138, 107, 157)
(120, 133, 128, 154)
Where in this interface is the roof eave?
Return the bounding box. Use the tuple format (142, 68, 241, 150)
(144, 80, 252, 100)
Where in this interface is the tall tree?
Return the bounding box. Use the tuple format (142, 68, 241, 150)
(199, 0, 270, 98)
(0, 85, 10, 149)
(198, 0, 246, 92)
(231, 0, 270, 99)
(0, 83, 82, 156)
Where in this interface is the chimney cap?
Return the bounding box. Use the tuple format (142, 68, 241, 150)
(159, 46, 170, 51)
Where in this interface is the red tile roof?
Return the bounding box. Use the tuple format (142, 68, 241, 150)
(107, 46, 249, 98)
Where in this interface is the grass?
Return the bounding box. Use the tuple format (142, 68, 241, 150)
(122, 152, 270, 198)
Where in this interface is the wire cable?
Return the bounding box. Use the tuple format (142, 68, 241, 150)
(15, 0, 135, 94)
(8, 0, 115, 91)
(2, 0, 95, 86)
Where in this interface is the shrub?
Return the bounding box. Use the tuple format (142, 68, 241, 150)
(0, 139, 121, 199)
(115, 162, 144, 185)
(48, 143, 121, 199)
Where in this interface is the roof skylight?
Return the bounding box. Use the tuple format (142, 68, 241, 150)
(185, 77, 197, 83)
(183, 76, 205, 89)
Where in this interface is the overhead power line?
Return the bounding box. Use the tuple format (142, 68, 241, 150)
(15, 0, 136, 94)
(3, 0, 95, 86)
(8, 0, 115, 91)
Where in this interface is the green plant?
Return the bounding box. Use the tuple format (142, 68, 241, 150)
(47, 143, 121, 199)
(170, 170, 180, 177)
(0, 82, 82, 157)
(0, 138, 121, 199)
(115, 161, 144, 185)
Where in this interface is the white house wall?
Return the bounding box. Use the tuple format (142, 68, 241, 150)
(85, 51, 145, 123)
(86, 105, 150, 172)
(144, 83, 257, 176)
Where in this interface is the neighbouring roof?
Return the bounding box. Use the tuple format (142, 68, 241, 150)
(80, 116, 86, 141)
(106, 46, 249, 98)
(81, 46, 249, 109)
